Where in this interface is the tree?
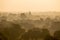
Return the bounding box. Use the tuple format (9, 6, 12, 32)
(41, 29, 54, 40)
(0, 16, 7, 22)
(40, 29, 50, 38)
(20, 28, 52, 40)
(20, 28, 41, 40)
(0, 33, 7, 40)
(20, 13, 26, 20)
(0, 21, 25, 40)
(44, 36, 54, 40)
(50, 21, 60, 34)
(54, 30, 60, 40)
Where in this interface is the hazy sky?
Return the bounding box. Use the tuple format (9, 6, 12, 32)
(0, 0, 60, 12)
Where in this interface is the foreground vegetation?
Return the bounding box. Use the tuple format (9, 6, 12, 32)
(0, 12, 60, 40)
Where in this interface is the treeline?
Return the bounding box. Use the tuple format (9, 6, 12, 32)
(0, 12, 60, 40)
(0, 20, 60, 40)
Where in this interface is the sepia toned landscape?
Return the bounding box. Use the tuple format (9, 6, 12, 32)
(0, 12, 60, 40)
(0, 0, 60, 40)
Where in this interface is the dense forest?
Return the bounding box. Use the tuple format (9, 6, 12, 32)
(0, 12, 60, 40)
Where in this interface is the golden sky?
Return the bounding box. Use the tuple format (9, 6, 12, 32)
(0, 0, 60, 12)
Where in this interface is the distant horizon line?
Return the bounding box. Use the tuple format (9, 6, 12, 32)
(0, 11, 60, 13)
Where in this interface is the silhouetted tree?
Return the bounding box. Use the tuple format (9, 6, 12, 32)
(41, 29, 50, 37)
(41, 29, 54, 40)
(20, 28, 52, 40)
(44, 36, 54, 40)
(20, 13, 26, 20)
(20, 28, 41, 40)
(54, 30, 60, 40)
(0, 33, 7, 40)
(0, 21, 25, 40)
